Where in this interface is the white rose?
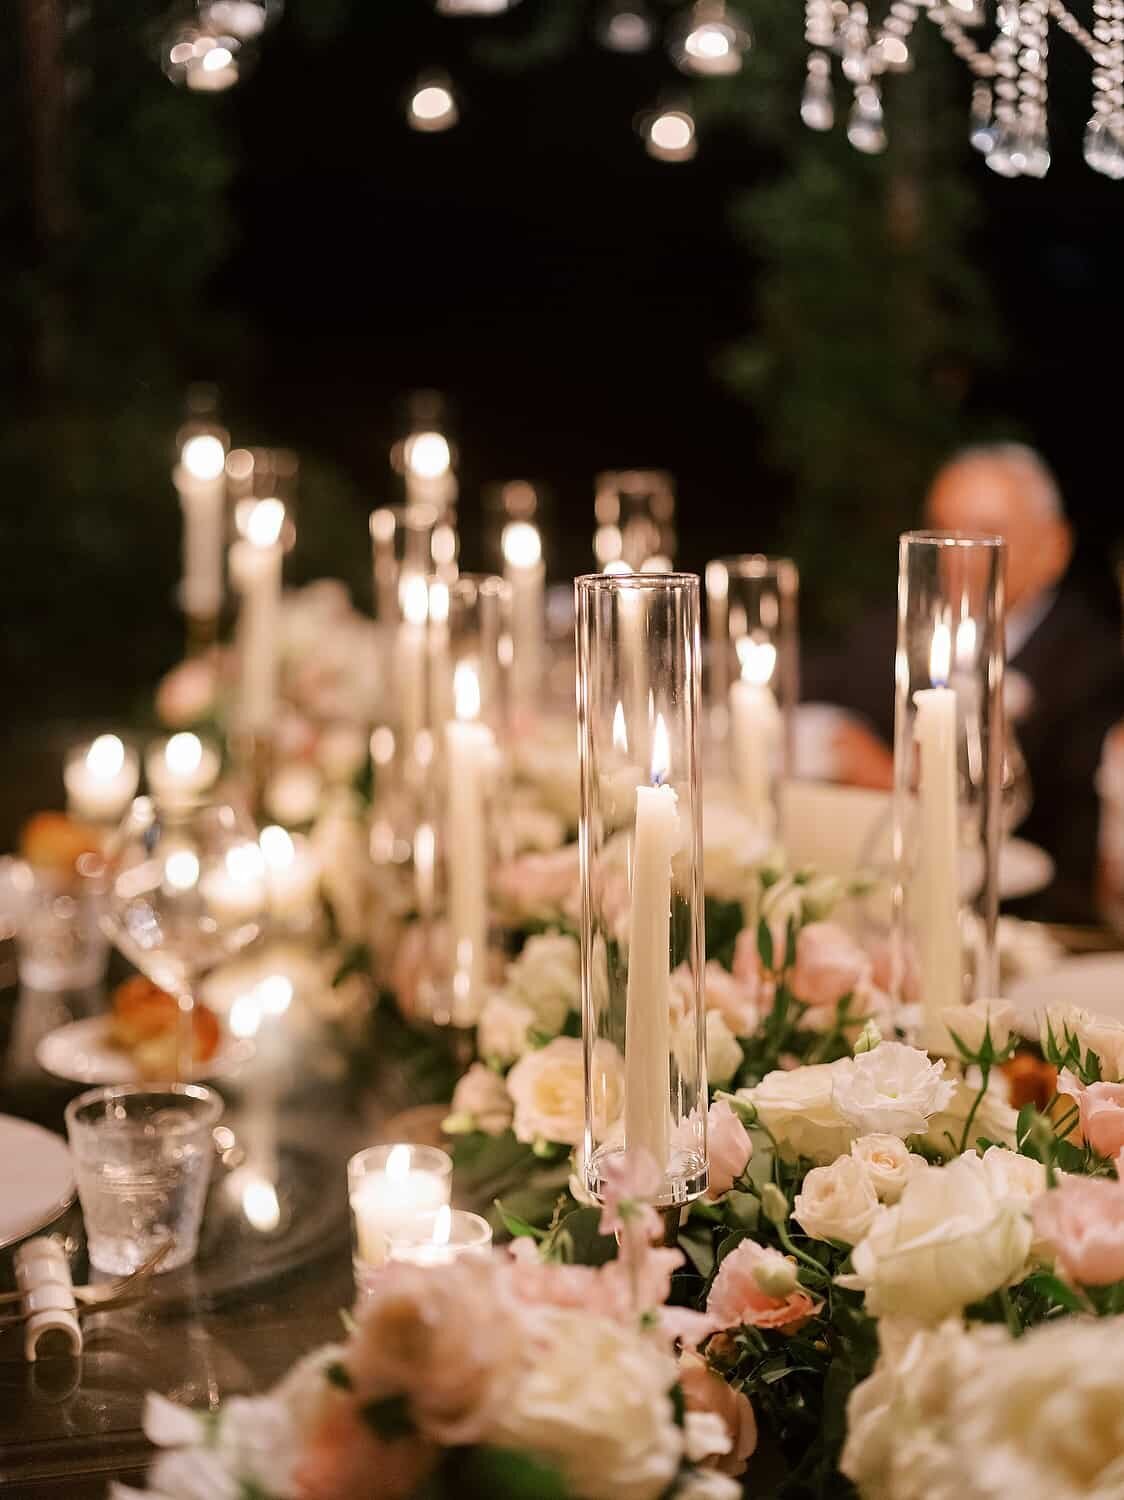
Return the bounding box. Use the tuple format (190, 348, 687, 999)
(448, 1062, 514, 1136)
(672, 1472, 744, 1500)
(793, 1155, 881, 1245)
(831, 1042, 955, 1139)
(505, 932, 581, 1033)
(512, 720, 582, 828)
(702, 797, 771, 902)
(851, 1135, 926, 1205)
(838, 1151, 1033, 1323)
(919, 1075, 1019, 1157)
(980, 1144, 1048, 1264)
(940, 997, 1015, 1056)
(741, 1061, 856, 1165)
(507, 1037, 621, 1147)
(491, 1306, 684, 1500)
(706, 1011, 744, 1088)
(478, 993, 537, 1066)
(1041, 1004, 1124, 1082)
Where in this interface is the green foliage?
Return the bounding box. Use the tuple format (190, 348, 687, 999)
(706, 897, 746, 972)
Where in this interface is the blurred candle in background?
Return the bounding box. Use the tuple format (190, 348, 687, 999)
(729, 636, 781, 833)
(64, 735, 140, 823)
(502, 520, 545, 725)
(230, 498, 286, 735)
(175, 433, 228, 635)
(145, 733, 221, 807)
(915, 618, 962, 1044)
(445, 663, 493, 1026)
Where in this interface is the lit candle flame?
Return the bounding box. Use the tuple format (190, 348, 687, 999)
(164, 849, 200, 892)
(166, 732, 203, 777)
(651, 713, 670, 786)
(386, 1144, 412, 1181)
(226, 841, 265, 883)
(87, 734, 125, 779)
(433, 1203, 452, 1246)
(405, 431, 450, 479)
(736, 636, 777, 687)
(401, 574, 431, 626)
(245, 497, 285, 549)
(930, 619, 952, 687)
(612, 701, 628, 753)
(181, 434, 226, 481)
(454, 661, 481, 722)
(502, 521, 542, 569)
(259, 824, 295, 871)
(428, 579, 450, 624)
(955, 616, 977, 666)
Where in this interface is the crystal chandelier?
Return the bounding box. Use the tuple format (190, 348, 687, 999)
(802, 0, 1124, 179)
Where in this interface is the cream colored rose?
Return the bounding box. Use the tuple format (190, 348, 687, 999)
(706, 1012, 744, 1088)
(851, 1135, 926, 1205)
(793, 1155, 881, 1245)
(505, 932, 581, 1029)
(491, 1305, 684, 1500)
(507, 1037, 622, 1147)
(831, 1042, 955, 1139)
(919, 1075, 1018, 1157)
(940, 996, 1015, 1056)
(702, 797, 770, 902)
(741, 1061, 856, 1165)
(1041, 1003, 1124, 1082)
(478, 993, 537, 1066)
(838, 1151, 1032, 1323)
(448, 1063, 514, 1137)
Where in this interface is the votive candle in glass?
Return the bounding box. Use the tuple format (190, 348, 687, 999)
(145, 733, 222, 807)
(64, 735, 140, 823)
(348, 1144, 453, 1275)
(386, 1205, 493, 1267)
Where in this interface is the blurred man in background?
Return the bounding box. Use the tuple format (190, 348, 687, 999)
(801, 443, 1124, 922)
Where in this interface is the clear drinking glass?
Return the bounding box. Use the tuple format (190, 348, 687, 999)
(368, 502, 440, 629)
(891, 531, 1006, 1050)
(15, 861, 109, 991)
(575, 572, 707, 1208)
(100, 797, 268, 1076)
(65, 1083, 223, 1273)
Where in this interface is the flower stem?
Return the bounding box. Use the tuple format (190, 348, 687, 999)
(958, 1063, 990, 1155)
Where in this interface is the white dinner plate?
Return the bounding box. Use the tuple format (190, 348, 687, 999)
(0, 1114, 75, 1250)
(1006, 952, 1124, 1036)
(36, 1016, 253, 1086)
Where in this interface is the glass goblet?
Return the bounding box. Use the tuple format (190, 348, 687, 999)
(99, 797, 268, 1078)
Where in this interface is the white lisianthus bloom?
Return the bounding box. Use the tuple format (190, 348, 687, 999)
(940, 997, 1016, 1057)
(505, 931, 581, 1031)
(843, 1313, 1124, 1500)
(793, 1155, 881, 1245)
(979, 1143, 1049, 1264)
(478, 992, 537, 1066)
(706, 1011, 745, 1088)
(741, 1061, 856, 1165)
(512, 718, 582, 828)
(701, 796, 771, 902)
(1041, 1004, 1124, 1082)
(851, 1135, 927, 1205)
(831, 1042, 955, 1139)
(919, 1075, 1019, 1156)
(491, 1306, 684, 1500)
(838, 1151, 1032, 1323)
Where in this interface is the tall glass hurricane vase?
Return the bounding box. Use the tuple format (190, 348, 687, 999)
(891, 531, 1006, 1054)
(575, 572, 707, 1208)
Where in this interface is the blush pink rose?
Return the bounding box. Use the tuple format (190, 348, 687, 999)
(706, 1241, 821, 1332)
(1058, 1070, 1124, 1160)
(706, 1100, 754, 1201)
(790, 922, 872, 1012)
(732, 928, 763, 987)
(155, 655, 221, 727)
(678, 1351, 758, 1477)
(493, 845, 580, 919)
(294, 1396, 436, 1500)
(702, 961, 762, 1037)
(1032, 1177, 1124, 1286)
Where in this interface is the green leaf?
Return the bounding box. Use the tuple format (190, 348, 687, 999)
(679, 1226, 717, 1280)
(360, 1395, 415, 1441)
(705, 897, 746, 972)
(544, 1206, 617, 1266)
(494, 1199, 548, 1241)
(757, 916, 774, 972)
(1022, 1271, 1087, 1314)
(452, 1446, 570, 1500)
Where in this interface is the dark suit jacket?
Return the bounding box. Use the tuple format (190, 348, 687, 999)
(802, 583, 1124, 922)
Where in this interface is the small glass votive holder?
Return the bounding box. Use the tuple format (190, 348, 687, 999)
(348, 1144, 453, 1283)
(386, 1207, 493, 1267)
(17, 860, 109, 991)
(144, 733, 222, 808)
(64, 1083, 223, 1274)
(63, 735, 141, 825)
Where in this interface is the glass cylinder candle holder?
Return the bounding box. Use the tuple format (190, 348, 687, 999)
(706, 556, 799, 839)
(891, 531, 1006, 1054)
(386, 1206, 493, 1267)
(575, 572, 707, 1208)
(369, 502, 440, 629)
(348, 1144, 453, 1283)
(593, 470, 676, 572)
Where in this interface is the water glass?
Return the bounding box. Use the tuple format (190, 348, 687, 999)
(65, 1084, 223, 1274)
(14, 863, 109, 991)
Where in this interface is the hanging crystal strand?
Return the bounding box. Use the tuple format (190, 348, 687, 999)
(1085, 0, 1124, 175)
(848, 79, 888, 150)
(987, 0, 1024, 174)
(970, 79, 998, 151)
(802, 0, 837, 129)
(1015, 0, 1051, 175)
(875, 0, 921, 72)
(841, 2, 873, 81)
(802, 52, 836, 127)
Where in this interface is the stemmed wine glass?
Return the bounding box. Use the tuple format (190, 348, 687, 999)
(99, 797, 269, 1078)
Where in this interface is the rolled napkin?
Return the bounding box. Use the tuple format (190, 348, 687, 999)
(15, 1235, 81, 1362)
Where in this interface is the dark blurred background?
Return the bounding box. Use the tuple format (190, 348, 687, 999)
(3, 0, 1123, 840)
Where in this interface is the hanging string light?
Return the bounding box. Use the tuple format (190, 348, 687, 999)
(164, 23, 243, 90)
(198, 0, 281, 40)
(436, 0, 522, 13)
(408, 73, 460, 132)
(596, 1, 655, 52)
(640, 104, 698, 161)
